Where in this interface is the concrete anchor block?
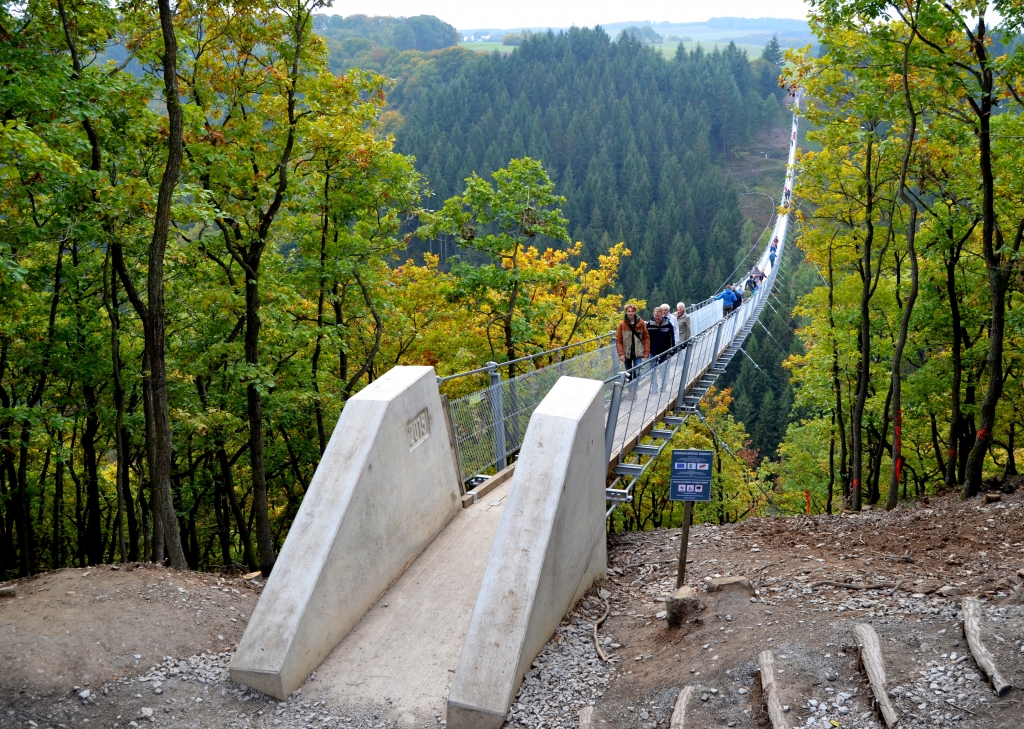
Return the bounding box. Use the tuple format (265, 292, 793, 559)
(230, 366, 462, 699)
(447, 377, 607, 729)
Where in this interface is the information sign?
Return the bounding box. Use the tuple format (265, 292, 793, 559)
(669, 449, 713, 502)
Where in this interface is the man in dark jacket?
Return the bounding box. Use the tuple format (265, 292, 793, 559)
(647, 306, 675, 391)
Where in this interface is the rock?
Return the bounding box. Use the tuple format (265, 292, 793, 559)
(140, 707, 154, 718)
(707, 575, 754, 595)
(0, 584, 15, 598)
(599, 588, 611, 600)
(938, 586, 961, 597)
(78, 690, 91, 700)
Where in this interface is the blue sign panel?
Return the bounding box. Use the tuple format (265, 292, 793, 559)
(669, 449, 713, 502)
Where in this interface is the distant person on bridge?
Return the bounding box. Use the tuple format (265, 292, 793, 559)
(675, 303, 691, 345)
(714, 285, 739, 315)
(661, 303, 679, 343)
(647, 306, 675, 391)
(616, 304, 650, 380)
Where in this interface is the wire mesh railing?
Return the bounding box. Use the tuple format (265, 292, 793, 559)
(447, 342, 621, 480)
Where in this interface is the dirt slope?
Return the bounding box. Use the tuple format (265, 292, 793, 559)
(3, 491, 1024, 729)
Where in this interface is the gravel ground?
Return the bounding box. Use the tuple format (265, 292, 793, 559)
(4, 491, 1024, 729)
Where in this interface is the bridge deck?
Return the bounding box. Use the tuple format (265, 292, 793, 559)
(311, 481, 510, 724)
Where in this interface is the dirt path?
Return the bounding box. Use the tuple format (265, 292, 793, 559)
(3, 492, 1024, 729)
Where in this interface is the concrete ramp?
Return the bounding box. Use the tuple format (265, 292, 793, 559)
(312, 482, 511, 724)
(447, 376, 608, 729)
(230, 366, 462, 699)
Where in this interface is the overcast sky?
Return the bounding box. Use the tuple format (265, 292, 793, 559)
(324, 0, 811, 30)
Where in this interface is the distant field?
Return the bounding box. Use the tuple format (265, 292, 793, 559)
(458, 41, 514, 54)
(458, 39, 765, 59)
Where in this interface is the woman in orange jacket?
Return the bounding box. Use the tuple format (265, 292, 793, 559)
(615, 304, 650, 379)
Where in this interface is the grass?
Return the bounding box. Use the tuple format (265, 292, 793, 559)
(458, 41, 515, 54)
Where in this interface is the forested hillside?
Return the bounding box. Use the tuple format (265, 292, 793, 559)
(392, 28, 788, 304)
(313, 13, 458, 74)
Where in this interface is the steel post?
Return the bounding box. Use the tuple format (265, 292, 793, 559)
(487, 361, 507, 471)
(675, 342, 694, 410)
(711, 319, 724, 363)
(609, 330, 619, 374)
(605, 373, 625, 462)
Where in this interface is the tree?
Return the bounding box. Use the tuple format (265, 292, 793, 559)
(421, 158, 573, 372)
(761, 35, 783, 65)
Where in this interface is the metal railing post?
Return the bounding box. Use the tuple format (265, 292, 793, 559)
(711, 319, 724, 363)
(609, 330, 619, 374)
(487, 361, 507, 471)
(675, 342, 694, 409)
(605, 373, 625, 462)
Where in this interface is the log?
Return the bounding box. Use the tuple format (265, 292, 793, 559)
(0, 584, 15, 598)
(669, 685, 695, 729)
(578, 706, 594, 729)
(757, 650, 789, 729)
(853, 623, 899, 728)
(961, 596, 1012, 696)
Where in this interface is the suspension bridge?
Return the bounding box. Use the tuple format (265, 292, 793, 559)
(228, 113, 801, 728)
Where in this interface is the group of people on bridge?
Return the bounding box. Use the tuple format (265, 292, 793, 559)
(615, 302, 692, 386)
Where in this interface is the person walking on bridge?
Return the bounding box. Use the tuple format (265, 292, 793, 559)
(647, 306, 675, 392)
(661, 303, 679, 343)
(676, 302, 691, 345)
(714, 285, 738, 315)
(616, 303, 649, 381)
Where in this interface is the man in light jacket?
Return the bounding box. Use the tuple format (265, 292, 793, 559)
(676, 302, 691, 345)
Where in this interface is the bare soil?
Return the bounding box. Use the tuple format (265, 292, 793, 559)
(4, 490, 1024, 729)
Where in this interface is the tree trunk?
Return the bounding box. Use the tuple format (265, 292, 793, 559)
(82, 385, 103, 565)
(145, 0, 188, 569)
(827, 244, 849, 506)
(965, 22, 1011, 498)
(1004, 422, 1017, 477)
(244, 271, 276, 576)
(887, 206, 918, 510)
(52, 447, 64, 569)
(945, 234, 965, 489)
(850, 134, 876, 512)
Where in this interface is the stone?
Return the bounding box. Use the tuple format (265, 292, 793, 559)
(140, 708, 153, 718)
(78, 690, 90, 700)
(938, 586, 961, 597)
(707, 576, 754, 595)
(0, 584, 16, 598)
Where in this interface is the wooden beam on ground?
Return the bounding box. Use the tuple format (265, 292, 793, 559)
(669, 686, 695, 729)
(853, 623, 899, 728)
(577, 706, 594, 729)
(962, 596, 1012, 696)
(461, 462, 516, 508)
(757, 650, 789, 729)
